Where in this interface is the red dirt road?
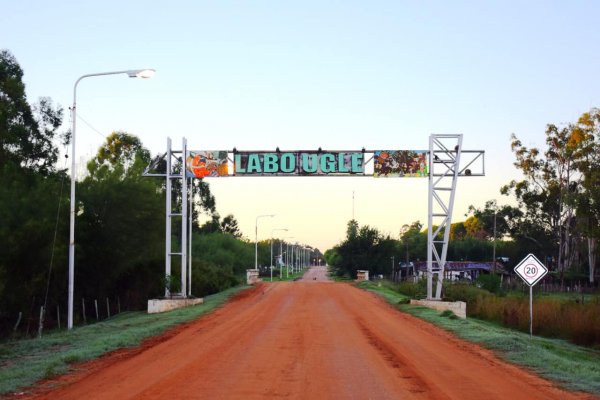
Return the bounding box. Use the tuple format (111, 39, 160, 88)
(27, 269, 593, 399)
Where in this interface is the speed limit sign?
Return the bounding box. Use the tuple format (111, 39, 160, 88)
(514, 254, 548, 286)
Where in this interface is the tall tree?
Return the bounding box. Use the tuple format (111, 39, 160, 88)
(572, 108, 600, 283)
(503, 124, 580, 283)
(0, 50, 65, 175)
(77, 132, 164, 306)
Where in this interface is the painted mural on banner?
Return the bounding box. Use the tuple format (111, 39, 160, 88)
(186, 151, 229, 178)
(373, 150, 428, 177)
(233, 151, 365, 176)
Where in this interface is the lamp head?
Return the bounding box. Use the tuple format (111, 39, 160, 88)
(127, 69, 156, 79)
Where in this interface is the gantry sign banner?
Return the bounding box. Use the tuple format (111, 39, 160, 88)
(185, 150, 430, 178)
(373, 150, 428, 177)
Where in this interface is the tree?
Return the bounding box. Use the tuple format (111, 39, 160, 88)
(87, 131, 149, 180)
(503, 125, 580, 283)
(220, 214, 241, 237)
(329, 220, 397, 278)
(0, 50, 69, 335)
(572, 108, 600, 283)
(0, 50, 65, 175)
(77, 133, 165, 306)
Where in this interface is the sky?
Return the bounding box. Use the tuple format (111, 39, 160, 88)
(2, 1, 600, 253)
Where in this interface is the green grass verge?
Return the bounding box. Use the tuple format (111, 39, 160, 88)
(0, 285, 250, 395)
(269, 269, 305, 282)
(358, 282, 600, 395)
(357, 281, 411, 304)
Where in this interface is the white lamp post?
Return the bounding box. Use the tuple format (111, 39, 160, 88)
(282, 236, 294, 280)
(255, 214, 275, 272)
(270, 228, 288, 281)
(68, 68, 155, 330)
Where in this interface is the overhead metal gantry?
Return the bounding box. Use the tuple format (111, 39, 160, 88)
(144, 134, 485, 301)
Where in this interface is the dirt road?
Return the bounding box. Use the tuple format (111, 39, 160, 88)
(28, 268, 592, 399)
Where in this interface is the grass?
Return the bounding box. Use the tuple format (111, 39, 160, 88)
(359, 282, 600, 396)
(0, 285, 250, 396)
(357, 280, 411, 304)
(265, 268, 306, 282)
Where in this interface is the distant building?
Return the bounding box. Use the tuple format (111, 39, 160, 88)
(413, 261, 506, 281)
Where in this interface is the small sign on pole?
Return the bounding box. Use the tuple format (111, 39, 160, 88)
(514, 254, 548, 337)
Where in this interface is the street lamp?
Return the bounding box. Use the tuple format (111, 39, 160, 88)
(255, 214, 275, 272)
(282, 236, 294, 280)
(279, 236, 294, 280)
(68, 68, 155, 330)
(492, 200, 498, 274)
(270, 228, 288, 281)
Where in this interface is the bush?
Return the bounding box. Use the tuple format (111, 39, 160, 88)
(443, 283, 492, 305)
(476, 274, 502, 294)
(397, 280, 426, 299)
(467, 290, 600, 347)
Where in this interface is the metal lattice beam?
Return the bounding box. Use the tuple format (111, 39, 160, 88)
(427, 134, 462, 300)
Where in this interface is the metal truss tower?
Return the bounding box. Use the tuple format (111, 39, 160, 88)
(145, 138, 189, 298)
(427, 135, 462, 300)
(427, 134, 485, 300)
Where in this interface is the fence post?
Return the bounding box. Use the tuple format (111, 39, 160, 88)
(95, 299, 99, 320)
(13, 312, 22, 333)
(37, 306, 45, 339)
(106, 298, 110, 318)
(117, 297, 121, 314)
(57, 305, 61, 330)
(82, 298, 87, 324)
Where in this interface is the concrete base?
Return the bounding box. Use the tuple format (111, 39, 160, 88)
(356, 270, 369, 282)
(147, 298, 204, 314)
(247, 269, 261, 285)
(410, 299, 467, 319)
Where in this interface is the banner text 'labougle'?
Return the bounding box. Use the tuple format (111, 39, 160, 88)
(234, 152, 364, 175)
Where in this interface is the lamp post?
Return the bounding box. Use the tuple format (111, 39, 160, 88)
(68, 68, 155, 330)
(492, 200, 498, 274)
(282, 236, 294, 280)
(270, 228, 288, 281)
(284, 236, 294, 278)
(255, 214, 275, 272)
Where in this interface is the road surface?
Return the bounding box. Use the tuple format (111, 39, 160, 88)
(26, 267, 592, 399)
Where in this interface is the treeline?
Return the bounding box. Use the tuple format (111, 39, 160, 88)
(325, 219, 520, 279)
(0, 50, 314, 337)
(327, 106, 600, 286)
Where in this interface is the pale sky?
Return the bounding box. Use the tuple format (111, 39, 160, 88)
(2, 1, 599, 252)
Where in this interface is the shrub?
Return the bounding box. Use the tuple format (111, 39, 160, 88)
(443, 283, 492, 306)
(476, 274, 502, 294)
(470, 291, 600, 347)
(397, 280, 426, 299)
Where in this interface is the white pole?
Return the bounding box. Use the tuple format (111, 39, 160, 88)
(426, 135, 434, 300)
(68, 69, 155, 330)
(188, 178, 193, 296)
(255, 215, 275, 272)
(270, 236, 273, 281)
(529, 285, 533, 337)
(492, 201, 497, 274)
(270, 228, 288, 281)
(181, 138, 187, 297)
(165, 138, 172, 297)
